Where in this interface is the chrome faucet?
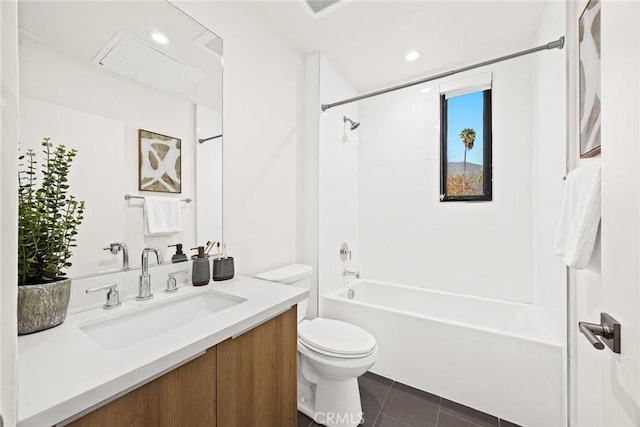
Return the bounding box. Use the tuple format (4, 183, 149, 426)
(343, 268, 361, 279)
(137, 248, 163, 301)
(104, 242, 129, 270)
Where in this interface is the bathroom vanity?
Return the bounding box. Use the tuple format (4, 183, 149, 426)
(67, 308, 296, 427)
(17, 276, 306, 427)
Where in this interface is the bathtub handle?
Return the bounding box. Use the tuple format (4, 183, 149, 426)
(339, 243, 352, 261)
(578, 313, 621, 354)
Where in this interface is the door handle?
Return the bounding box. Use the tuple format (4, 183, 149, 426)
(578, 313, 621, 354)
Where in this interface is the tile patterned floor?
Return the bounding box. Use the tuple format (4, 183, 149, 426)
(297, 372, 522, 427)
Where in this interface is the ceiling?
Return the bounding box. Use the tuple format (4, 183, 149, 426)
(18, 1, 223, 111)
(247, 0, 549, 92)
(17, 1, 549, 106)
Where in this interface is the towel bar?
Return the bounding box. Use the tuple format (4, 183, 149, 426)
(124, 194, 192, 203)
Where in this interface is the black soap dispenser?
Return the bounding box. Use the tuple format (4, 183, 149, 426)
(191, 246, 211, 286)
(168, 243, 188, 263)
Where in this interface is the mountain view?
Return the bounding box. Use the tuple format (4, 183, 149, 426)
(446, 161, 483, 195)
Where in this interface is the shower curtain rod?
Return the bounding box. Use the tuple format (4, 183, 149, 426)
(320, 36, 564, 112)
(198, 134, 223, 144)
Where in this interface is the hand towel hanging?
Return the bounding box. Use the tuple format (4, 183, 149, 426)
(554, 158, 601, 269)
(143, 196, 182, 236)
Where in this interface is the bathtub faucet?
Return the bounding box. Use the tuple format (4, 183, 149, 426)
(343, 268, 360, 279)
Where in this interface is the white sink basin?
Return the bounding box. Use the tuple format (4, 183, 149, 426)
(79, 290, 246, 350)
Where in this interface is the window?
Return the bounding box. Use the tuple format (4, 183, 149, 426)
(440, 89, 492, 202)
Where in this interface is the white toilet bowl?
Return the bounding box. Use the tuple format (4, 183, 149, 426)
(297, 318, 378, 427)
(254, 265, 378, 427)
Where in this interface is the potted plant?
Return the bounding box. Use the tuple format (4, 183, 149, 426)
(17, 138, 85, 335)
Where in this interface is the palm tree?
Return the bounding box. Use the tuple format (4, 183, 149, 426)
(459, 128, 476, 193)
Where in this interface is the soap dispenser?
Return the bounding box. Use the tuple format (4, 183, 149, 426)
(168, 243, 188, 263)
(191, 246, 210, 286)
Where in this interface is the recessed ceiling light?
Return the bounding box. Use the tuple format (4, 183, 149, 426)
(152, 32, 168, 44)
(421, 88, 431, 94)
(406, 51, 420, 62)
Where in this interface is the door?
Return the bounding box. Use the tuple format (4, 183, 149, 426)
(573, 1, 640, 426)
(0, 1, 19, 426)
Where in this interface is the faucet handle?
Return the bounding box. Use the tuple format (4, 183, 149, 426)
(166, 270, 189, 294)
(103, 243, 120, 254)
(86, 284, 121, 310)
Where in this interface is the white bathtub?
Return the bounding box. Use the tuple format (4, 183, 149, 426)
(323, 280, 564, 427)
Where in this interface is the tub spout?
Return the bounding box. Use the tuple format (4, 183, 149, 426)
(343, 269, 360, 279)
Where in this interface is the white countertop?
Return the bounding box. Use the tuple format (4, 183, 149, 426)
(17, 275, 307, 426)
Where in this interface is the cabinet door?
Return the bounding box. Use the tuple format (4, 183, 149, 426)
(65, 384, 148, 427)
(217, 307, 297, 427)
(66, 348, 216, 427)
(148, 348, 216, 427)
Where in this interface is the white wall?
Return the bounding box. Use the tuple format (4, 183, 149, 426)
(317, 54, 360, 314)
(19, 40, 197, 276)
(300, 53, 320, 318)
(1, 1, 18, 424)
(173, 1, 303, 277)
(531, 0, 567, 317)
(195, 104, 223, 246)
(531, 2, 568, 424)
(358, 59, 534, 303)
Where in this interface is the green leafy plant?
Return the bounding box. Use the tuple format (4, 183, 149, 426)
(18, 138, 85, 285)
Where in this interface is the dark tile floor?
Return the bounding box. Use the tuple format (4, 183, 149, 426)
(298, 372, 521, 427)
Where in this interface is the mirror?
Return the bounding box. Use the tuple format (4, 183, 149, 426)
(18, 1, 223, 277)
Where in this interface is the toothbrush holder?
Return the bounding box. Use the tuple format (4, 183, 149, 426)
(213, 257, 234, 281)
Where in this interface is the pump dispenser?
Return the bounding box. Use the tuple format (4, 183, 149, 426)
(168, 243, 188, 263)
(191, 246, 210, 286)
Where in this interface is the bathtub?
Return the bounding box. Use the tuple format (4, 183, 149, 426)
(323, 280, 564, 427)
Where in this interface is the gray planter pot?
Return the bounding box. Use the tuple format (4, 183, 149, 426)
(18, 278, 72, 335)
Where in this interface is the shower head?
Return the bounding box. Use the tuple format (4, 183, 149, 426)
(343, 116, 360, 131)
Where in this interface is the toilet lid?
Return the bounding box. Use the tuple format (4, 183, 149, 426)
(298, 318, 376, 356)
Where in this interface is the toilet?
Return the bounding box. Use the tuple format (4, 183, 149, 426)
(255, 264, 377, 427)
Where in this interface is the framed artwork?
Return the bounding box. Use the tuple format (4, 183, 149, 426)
(579, 0, 601, 158)
(440, 89, 492, 202)
(138, 129, 181, 193)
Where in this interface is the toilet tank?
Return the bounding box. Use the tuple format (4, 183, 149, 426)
(254, 264, 312, 322)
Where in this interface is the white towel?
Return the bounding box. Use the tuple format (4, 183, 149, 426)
(143, 196, 182, 236)
(554, 158, 601, 269)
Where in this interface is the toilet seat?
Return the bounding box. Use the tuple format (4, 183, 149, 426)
(298, 318, 377, 358)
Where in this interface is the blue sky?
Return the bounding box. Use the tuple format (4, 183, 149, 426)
(446, 91, 484, 165)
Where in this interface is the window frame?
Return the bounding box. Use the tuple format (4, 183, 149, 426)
(440, 89, 493, 202)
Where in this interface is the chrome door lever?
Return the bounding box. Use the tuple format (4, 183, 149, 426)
(578, 313, 621, 354)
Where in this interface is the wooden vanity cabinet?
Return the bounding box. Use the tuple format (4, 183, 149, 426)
(217, 306, 297, 426)
(65, 307, 297, 427)
(66, 348, 217, 427)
